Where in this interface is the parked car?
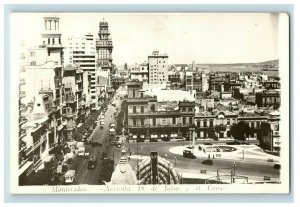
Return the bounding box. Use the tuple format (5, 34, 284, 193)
(183, 150, 196, 159)
(64, 170, 76, 184)
(201, 159, 213, 165)
(87, 154, 97, 169)
(274, 163, 281, 169)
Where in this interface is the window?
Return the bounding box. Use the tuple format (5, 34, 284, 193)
(251, 122, 255, 128)
(141, 118, 144, 126)
(141, 106, 144, 113)
(132, 90, 135, 98)
(30, 52, 36, 57)
(227, 119, 230, 125)
(132, 118, 137, 126)
(197, 121, 200, 127)
(182, 117, 186, 125)
(52, 38, 55, 44)
(48, 38, 50, 44)
(182, 107, 186, 112)
(133, 106, 136, 113)
(30, 61, 36, 66)
(173, 117, 176, 125)
(210, 120, 214, 127)
(141, 93, 144, 98)
(203, 119, 207, 127)
(188, 107, 193, 112)
(151, 104, 155, 112)
(189, 117, 193, 124)
(153, 118, 156, 125)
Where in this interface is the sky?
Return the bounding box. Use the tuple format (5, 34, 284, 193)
(11, 13, 280, 65)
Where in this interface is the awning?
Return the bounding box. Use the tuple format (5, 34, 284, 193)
(18, 161, 33, 176)
(57, 125, 64, 131)
(43, 155, 54, 163)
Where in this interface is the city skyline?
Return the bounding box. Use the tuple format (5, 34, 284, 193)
(12, 13, 280, 65)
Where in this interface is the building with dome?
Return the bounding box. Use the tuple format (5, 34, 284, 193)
(109, 149, 182, 185)
(109, 148, 137, 185)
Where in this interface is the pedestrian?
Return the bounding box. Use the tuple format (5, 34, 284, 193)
(213, 154, 215, 159)
(208, 154, 210, 159)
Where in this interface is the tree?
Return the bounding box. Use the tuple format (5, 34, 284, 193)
(230, 121, 250, 144)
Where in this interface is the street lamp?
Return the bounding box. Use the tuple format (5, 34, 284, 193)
(242, 150, 244, 160)
(232, 162, 236, 184)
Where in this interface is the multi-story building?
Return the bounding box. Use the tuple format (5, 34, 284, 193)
(148, 51, 168, 85)
(96, 20, 113, 72)
(62, 64, 85, 140)
(24, 16, 64, 141)
(129, 62, 149, 83)
(201, 73, 209, 92)
(19, 17, 65, 183)
(64, 34, 97, 109)
(255, 90, 281, 107)
(185, 72, 202, 91)
(126, 80, 196, 142)
(19, 94, 51, 185)
(209, 76, 227, 92)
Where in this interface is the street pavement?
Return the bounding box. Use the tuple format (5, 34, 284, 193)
(66, 95, 123, 185)
(115, 142, 280, 182)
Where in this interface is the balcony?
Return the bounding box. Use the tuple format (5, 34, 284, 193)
(63, 112, 75, 118)
(128, 123, 194, 129)
(19, 78, 26, 85)
(19, 91, 26, 99)
(19, 117, 28, 125)
(19, 104, 26, 112)
(19, 142, 27, 152)
(19, 129, 27, 139)
(65, 95, 76, 103)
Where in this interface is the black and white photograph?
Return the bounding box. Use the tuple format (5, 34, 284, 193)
(9, 12, 290, 194)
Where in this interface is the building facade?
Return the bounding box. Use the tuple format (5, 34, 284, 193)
(255, 90, 281, 107)
(64, 34, 97, 108)
(96, 20, 113, 72)
(148, 51, 169, 85)
(126, 81, 196, 142)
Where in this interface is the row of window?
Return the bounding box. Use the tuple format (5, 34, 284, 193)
(131, 117, 194, 126)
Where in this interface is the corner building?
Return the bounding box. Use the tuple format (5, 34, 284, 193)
(126, 80, 196, 142)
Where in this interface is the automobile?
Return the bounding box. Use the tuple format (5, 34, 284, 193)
(109, 123, 116, 129)
(77, 147, 86, 156)
(64, 170, 76, 184)
(274, 163, 281, 169)
(99, 119, 105, 129)
(150, 134, 158, 142)
(84, 151, 90, 158)
(201, 159, 213, 165)
(91, 141, 102, 147)
(137, 134, 145, 142)
(87, 154, 97, 169)
(116, 141, 122, 148)
(101, 152, 107, 160)
(109, 128, 115, 136)
(183, 150, 196, 159)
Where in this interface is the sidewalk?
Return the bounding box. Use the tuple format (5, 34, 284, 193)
(169, 145, 280, 163)
(178, 168, 280, 184)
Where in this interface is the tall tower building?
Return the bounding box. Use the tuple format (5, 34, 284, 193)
(148, 51, 169, 85)
(64, 34, 96, 108)
(41, 17, 63, 64)
(96, 19, 113, 72)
